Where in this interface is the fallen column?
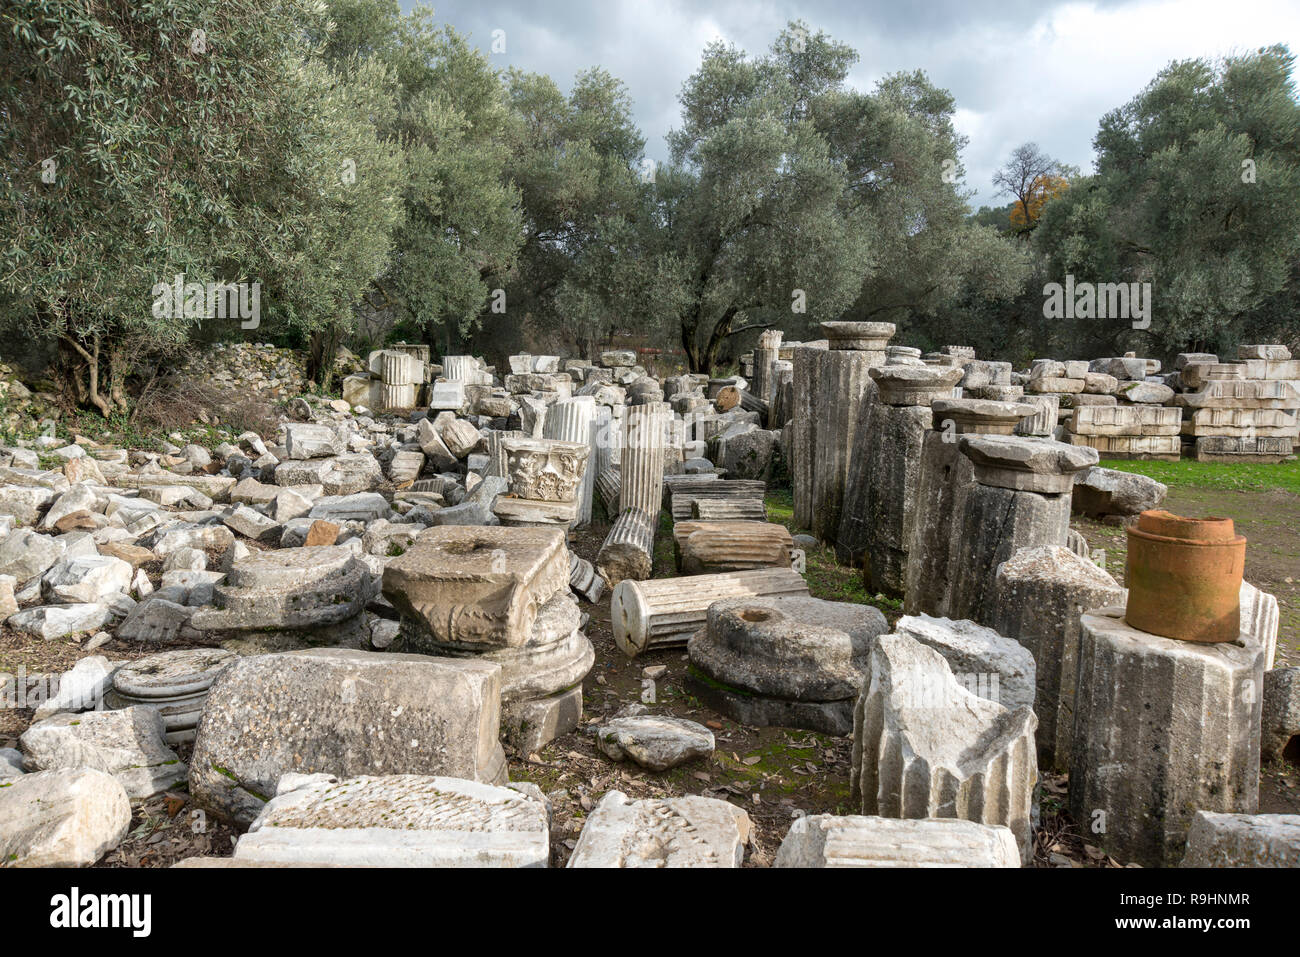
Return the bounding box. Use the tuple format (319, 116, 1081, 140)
(595, 507, 656, 585)
(671, 520, 793, 574)
(610, 567, 810, 657)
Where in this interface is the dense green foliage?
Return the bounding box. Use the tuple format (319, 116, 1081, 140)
(2, 2, 1295, 409)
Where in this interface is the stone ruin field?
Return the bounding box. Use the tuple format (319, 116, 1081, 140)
(0, 327, 1297, 869)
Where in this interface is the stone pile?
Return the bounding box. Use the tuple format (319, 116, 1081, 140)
(1175, 345, 1300, 462)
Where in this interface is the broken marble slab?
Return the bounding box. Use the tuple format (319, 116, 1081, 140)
(774, 814, 1020, 867)
(0, 767, 131, 867)
(20, 706, 186, 799)
(595, 715, 715, 771)
(233, 774, 550, 867)
(190, 648, 507, 825)
(566, 791, 751, 868)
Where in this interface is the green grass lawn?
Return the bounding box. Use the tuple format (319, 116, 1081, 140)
(1097, 457, 1300, 494)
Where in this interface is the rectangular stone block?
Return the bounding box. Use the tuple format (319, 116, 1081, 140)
(1176, 379, 1300, 409)
(1069, 405, 1180, 436)
(1194, 435, 1292, 462)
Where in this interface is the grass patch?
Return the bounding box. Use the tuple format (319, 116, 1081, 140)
(1099, 457, 1300, 494)
(764, 487, 900, 612)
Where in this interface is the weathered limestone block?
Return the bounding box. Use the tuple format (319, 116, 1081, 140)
(892, 614, 1036, 713)
(0, 767, 130, 867)
(1069, 607, 1265, 867)
(774, 814, 1020, 868)
(1180, 811, 1300, 867)
(1014, 394, 1059, 437)
(1182, 407, 1297, 437)
(191, 649, 507, 825)
(686, 594, 889, 735)
(990, 546, 1125, 771)
(282, 423, 345, 460)
(19, 706, 186, 798)
(1176, 378, 1300, 409)
(1262, 667, 1298, 764)
(273, 452, 383, 495)
(595, 715, 715, 770)
(234, 774, 550, 867)
(930, 397, 1038, 436)
(690, 498, 767, 521)
(611, 567, 809, 657)
(852, 633, 1038, 861)
(595, 507, 656, 585)
(1068, 404, 1181, 436)
(1238, 343, 1292, 360)
(1071, 465, 1167, 518)
(1066, 432, 1181, 460)
(191, 545, 373, 633)
(1194, 435, 1292, 462)
(567, 791, 750, 867)
(382, 525, 569, 651)
(673, 520, 793, 574)
(501, 684, 584, 756)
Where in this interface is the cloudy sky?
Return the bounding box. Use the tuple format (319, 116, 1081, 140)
(413, 0, 1300, 208)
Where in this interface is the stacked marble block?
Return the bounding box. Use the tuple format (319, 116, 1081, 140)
(835, 362, 964, 596)
(1024, 356, 1180, 461)
(492, 435, 589, 528)
(1176, 344, 1300, 462)
(790, 321, 894, 544)
(342, 348, 429, 412)
(382, 526, 593, 754)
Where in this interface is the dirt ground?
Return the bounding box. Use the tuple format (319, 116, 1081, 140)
(1, 483, 1295, 868)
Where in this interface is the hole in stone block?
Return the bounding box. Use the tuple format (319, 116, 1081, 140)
(1284, 734, 1300, 768)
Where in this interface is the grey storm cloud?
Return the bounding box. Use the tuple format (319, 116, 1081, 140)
(410, 0, 1299, 209)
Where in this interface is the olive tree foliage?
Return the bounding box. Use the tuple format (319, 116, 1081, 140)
(0, 0, 404, 412)
(649, 23, 1025, 372)
(315, 0, 523, 357)
(479, 67, 657, 359)
(1033, 45, 1300, 357)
